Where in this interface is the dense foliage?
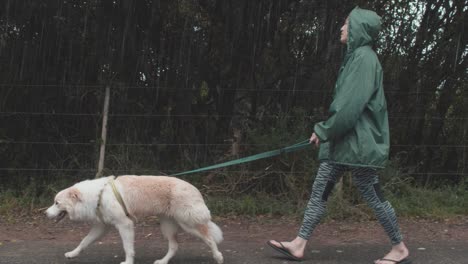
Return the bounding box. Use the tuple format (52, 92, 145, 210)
(0, 0, 466, 194)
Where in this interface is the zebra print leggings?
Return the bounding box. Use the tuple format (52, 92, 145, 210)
(298, 162, 403, 245)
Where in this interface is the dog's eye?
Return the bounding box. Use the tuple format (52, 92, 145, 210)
(55, 201, 59, 205)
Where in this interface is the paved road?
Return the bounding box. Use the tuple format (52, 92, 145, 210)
(1, 239, 466, 264)
(2, 217, 468, 264)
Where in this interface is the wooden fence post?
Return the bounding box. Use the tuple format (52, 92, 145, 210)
(95, 85, 111, 178)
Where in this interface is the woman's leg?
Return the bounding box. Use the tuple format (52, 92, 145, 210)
(298, 162, 346, 239)
(269, 162, 346, 259)
(351, 167, 409, 264)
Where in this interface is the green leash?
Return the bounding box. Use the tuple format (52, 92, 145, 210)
(172, 139, 311, 176)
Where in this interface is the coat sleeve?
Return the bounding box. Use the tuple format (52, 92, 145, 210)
(314, 52, 377, 142)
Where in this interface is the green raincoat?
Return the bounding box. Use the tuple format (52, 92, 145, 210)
(314, 7, 389, 168)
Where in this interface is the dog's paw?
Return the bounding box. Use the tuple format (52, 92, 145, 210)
(214, 252, 224, 264)
(154, 260, 168, 264)
(65, 250, 79, 259)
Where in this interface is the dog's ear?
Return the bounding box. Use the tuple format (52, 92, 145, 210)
(68, 188, 82, 202)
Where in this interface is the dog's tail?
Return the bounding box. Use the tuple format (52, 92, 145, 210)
(208, 221, 223, 244)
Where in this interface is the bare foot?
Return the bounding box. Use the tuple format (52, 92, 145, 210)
(268, 237, 306, 259)
(375, 242, 409, 264)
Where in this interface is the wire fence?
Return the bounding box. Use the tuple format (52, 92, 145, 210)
(0, 83, 452, 94)
(1, 141, 467, 149)
(0, 168, 466, 176)
(0, 84, 467, 179)
(1, 111, 468, 120)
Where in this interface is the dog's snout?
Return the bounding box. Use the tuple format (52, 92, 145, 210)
(45, 206, 56, 219)
(45, 207, 51, 217)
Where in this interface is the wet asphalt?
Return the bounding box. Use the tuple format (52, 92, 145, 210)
(0, 239, 466, 264)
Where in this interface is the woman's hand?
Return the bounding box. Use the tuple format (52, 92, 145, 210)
(309, 133, 320, 147)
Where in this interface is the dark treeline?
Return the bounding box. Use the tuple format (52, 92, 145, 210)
(0, 0, 466, 193)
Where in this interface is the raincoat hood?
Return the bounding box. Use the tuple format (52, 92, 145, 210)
(347, 7, 382, 52)
(313, 7, 389, 168)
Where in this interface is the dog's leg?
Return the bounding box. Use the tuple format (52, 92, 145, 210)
(116, 219, 135, 264)
(179, 222, 224, 264)
(154, 218, 179, 264)
(65, 223, 109, 259)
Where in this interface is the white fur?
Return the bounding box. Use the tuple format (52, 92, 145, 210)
(208, 221, 224, 244)
(46, 175, 223, 264)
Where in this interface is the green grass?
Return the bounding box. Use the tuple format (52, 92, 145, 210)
(206, 184, 468, 220)
(387, 186, 468, 219)
(1, 180, 467, 222)
(0, 177, 69, 221)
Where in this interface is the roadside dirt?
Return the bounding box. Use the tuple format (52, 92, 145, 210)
(1, 214, 468, 245)
(1, 214, 468, 264)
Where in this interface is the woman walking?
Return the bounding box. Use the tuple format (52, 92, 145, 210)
(267, 7, 411, 264)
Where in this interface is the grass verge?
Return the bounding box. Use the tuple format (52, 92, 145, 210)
(2, 182, 466, 222)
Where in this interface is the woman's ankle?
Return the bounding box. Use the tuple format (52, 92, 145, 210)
(292, 236, 308, 250)
(394, 241, 408, 250)
(392, 241, 409, 257)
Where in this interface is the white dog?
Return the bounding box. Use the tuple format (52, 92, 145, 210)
(46, 175, 224, 264)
